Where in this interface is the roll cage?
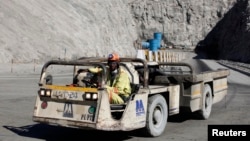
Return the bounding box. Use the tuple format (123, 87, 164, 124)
(38, 57, 149, 88)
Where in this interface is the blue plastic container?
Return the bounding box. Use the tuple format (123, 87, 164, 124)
(154, 32, 162, 49)
(141, 41, 150, 49)
(154, 32, 162, 41)
(149, 39, 159, 51)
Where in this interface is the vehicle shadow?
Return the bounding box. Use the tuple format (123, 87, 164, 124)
(3, 111, 202, 141)
(168, 109, 202, 123)
(3, 124, 137, 141)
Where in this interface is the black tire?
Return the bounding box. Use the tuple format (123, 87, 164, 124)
(144, 94, 168, 137)
(197, 84, 213, 120)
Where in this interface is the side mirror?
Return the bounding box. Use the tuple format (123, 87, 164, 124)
(46, 74, 53, 85)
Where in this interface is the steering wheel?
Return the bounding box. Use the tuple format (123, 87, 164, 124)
(82, 79, 97, 88)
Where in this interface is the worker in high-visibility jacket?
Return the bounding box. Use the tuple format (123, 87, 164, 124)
(89, 53, 131, 104)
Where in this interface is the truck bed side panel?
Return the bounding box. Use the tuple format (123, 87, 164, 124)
(213, 77, 228, 104)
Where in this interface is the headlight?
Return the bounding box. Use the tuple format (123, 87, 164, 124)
(45, 89, 51, 96)
(39, 88, 51, 97)
(92, 93, 98, 100)
(85, 93, 91, 99)
(39, 89, 45, 96)
(85, 93, 98, 100)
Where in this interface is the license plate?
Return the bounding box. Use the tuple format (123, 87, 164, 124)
(64, 91, 78, 100)
(52, 91, 80, 100)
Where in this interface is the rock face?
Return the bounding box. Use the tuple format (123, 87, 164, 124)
(130, 0, 236, 49)
(195, 0, 250, 63)
(0, 0, 138, 63)
(1, 0, 249, 63)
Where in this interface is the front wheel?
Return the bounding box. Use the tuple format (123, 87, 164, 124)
(143, 94, 168, 137)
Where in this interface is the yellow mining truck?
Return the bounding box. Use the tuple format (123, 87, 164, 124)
(33, 57, 229, 137)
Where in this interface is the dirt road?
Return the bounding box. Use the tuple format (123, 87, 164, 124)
(0, 59, 249, 141)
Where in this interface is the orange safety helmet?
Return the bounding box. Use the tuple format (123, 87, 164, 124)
(108, 53, 120, 62)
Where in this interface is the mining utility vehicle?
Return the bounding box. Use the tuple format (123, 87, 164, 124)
(33, 57, 230, 137)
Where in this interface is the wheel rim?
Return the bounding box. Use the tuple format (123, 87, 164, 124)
(153, 106, 163, 128)
(205, 92, 211, 111)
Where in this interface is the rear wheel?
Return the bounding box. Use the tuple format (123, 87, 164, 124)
(144, 94, 168, 137)
(197, 84, 213, 119)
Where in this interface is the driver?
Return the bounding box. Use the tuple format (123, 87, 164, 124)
(89, 53, 131, 104)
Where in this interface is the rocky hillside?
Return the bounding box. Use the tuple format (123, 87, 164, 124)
(195, 0, 250, 63)
(0, 0, 138, 63)
(1, 0, 249, 63)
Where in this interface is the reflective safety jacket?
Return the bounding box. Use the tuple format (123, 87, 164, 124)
(89, 67, 131, 104)
(106, 67, 131, 96)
